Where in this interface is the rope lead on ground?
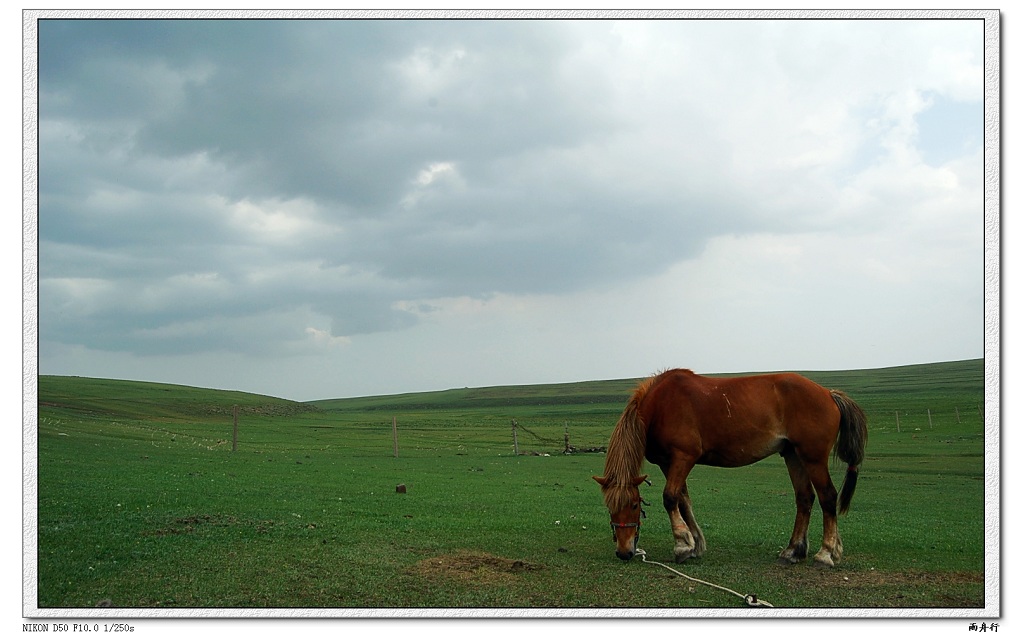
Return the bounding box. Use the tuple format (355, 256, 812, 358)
(634, 548, 775, 608)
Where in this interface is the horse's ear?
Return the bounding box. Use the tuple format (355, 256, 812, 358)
(592, 475, 609, 487)
(632, 474, 649, 487)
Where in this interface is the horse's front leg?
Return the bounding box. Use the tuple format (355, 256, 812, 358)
(663, 459, 699, 563)
(662, 490, 696, 563)
(679, 487, 706, 558)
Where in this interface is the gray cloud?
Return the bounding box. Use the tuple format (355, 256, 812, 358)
(36, 17, 985, 374)
(39, 20, 677, 353)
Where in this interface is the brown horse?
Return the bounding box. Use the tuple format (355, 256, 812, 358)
(593, 369, 867, 567)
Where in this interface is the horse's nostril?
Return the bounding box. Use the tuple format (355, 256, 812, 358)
(616, 550, 634, 561)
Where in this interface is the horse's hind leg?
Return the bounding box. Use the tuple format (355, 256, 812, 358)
(778, 445, 814, 564)
(803, 460, 843, 567)
(663, 456, 700, 563)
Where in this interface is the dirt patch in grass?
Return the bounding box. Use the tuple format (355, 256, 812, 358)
(761, 564, 985, 607)
(407, 550, 543, 585)
(148, 514, 279, 536)
(770, 565, 983, 588)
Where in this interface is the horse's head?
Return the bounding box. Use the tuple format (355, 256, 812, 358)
(592, 474, 649, 561)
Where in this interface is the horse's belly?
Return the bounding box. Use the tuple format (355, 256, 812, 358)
(699, 436, 786, 468)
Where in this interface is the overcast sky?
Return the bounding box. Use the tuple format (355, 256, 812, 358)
(34, 15, 989, 401)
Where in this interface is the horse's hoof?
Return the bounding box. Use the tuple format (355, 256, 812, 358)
(777, 545, 806, 565)
(812, 553, 836, 568)
(674, 551, 693, 564)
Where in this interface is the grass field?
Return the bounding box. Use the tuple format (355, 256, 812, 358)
(32, 360, 989, 613)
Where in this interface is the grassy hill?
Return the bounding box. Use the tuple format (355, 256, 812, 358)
(39, 375, 318, 422)
(36, 355, 986, 441)
(308, 376, 642, 413)
(38, 358, 984, 423)
(308, 358, 985, 423)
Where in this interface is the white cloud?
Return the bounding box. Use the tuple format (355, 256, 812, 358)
(225, 196, 336, 244)
(402, 161, 465, 209)
(304, 326, 352, 349)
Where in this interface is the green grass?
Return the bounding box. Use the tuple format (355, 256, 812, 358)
(34, 360, 988, 611)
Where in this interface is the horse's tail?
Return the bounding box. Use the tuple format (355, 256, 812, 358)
(830, 389, 868, 514)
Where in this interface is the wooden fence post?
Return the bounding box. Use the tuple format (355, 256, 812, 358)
(895, 411, 900, 433)
(564, 421, 570, 454)
(928, 409, 933, 429)
(232, 405, 239, 452)
(512, 419, 519, 455)
(392, 416, 399, 458)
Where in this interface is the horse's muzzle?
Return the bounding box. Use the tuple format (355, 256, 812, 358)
(616, 549, 635, 561)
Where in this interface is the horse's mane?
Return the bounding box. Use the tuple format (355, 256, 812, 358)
(600, 373, 662, 511)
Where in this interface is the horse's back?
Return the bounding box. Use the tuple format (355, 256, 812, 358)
(650, 369, 830, 407)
